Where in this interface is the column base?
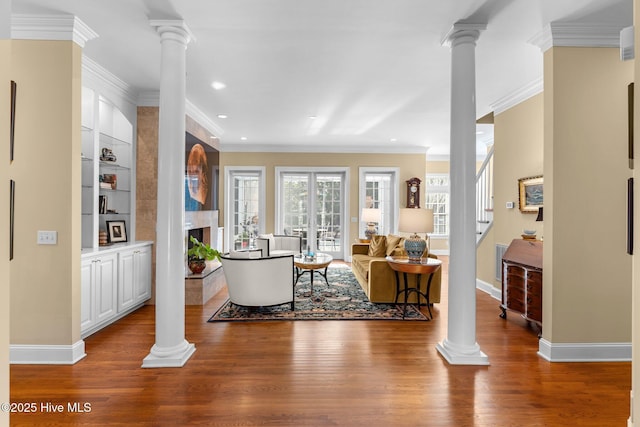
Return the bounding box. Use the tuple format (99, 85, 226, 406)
(142, 340, 196, 368)
(436, 339, 490, 365)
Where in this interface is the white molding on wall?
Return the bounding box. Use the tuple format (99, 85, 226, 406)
(476, 278, 501, 300)
(538, 338, 631, 362)
(491, 77, 543, 116)
(12, 14, 98, 48)
(219, 142, 430, 154)
(82, 56, 138, 106)
(430, 249, 450, 257)
(10, 340, 86, 365)
(529, 22, 625, 53)
(186, 99, 225, 139)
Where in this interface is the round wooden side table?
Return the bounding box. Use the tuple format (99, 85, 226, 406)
(386, 256, 442, 319)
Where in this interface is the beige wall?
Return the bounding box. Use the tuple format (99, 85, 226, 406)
(1, 38, 11, 427)
(477, 94, 544, 287)
(219, 152, 426, 250)
(544, 47, 632, 343)
(633, 0, 640, 422)
(10, 40, 82, 345)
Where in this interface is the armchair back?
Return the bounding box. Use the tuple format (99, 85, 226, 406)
(220, 254, 295, 309)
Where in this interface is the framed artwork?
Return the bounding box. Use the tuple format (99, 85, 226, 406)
(10, 81, 16, 162)
(629, 83, 634, 170)
(106, 220, 127, 243)
(10, 180, 15, 260)
(628, 178, 634, 255)
(518, 175, 543, 213)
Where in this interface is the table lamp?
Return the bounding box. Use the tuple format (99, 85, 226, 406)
(361, 208, 381, 240)
(398, 208, 434, 262)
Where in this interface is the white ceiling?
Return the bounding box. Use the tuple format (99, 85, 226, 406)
(11, 0, 633, 157)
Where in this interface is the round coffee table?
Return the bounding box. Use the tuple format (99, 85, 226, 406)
(294, 253, 333, 296)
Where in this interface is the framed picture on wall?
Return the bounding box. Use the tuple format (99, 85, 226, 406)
(518, 175, 543, 213)
(106, 220, 127, 243)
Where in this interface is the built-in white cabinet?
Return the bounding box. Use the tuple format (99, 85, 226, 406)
(81, 252, 118, 334)
(81, 87, 134, 249)
(118, 245, 152, 312)
(81, 242, 153, 338)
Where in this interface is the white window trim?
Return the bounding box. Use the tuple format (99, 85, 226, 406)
(224, 166, 266, 252)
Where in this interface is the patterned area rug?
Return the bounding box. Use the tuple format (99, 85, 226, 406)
(208, 266, 428, 321)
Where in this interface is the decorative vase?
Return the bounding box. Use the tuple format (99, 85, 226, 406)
(188, 258, 206, 274)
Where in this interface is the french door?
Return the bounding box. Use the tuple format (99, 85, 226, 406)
(276, 168, 348, 259)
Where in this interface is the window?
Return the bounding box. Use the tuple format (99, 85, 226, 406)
(359, 168, 398, 236)
(424, 174, 449, 236)
(224, 167, 265, 251)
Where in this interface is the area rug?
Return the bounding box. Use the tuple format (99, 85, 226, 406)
(208, 265, 428, 322)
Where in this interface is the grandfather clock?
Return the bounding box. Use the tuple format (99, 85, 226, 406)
(406, 177, 421, 208)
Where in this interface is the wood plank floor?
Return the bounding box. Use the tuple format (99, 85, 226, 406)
(10, 257, 631, 426)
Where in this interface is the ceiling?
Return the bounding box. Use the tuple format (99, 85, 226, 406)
(11, 0, 633, 157)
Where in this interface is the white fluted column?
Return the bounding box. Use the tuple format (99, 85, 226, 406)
(143, 20, 195, 368)
(436, 23, 489, 365)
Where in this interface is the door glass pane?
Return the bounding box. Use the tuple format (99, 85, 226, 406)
(232, 174, 260, 250)
(364, 173, 393, 235)
(316, 175, 342, 253)
(282, 174, 309, 248)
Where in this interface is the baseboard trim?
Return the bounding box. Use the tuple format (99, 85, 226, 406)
(538, 338, 631, 362)
(10, 340, 86, 365)
(476, 279, 501, 300)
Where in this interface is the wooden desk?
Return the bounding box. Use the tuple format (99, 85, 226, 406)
(386, 256, 442, 319)
(500, 239, 543, 334)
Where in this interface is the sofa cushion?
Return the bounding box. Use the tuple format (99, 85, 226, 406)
(385, 234, 403, 256)
(368, 235, 387, 257)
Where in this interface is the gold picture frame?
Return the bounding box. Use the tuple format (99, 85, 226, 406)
(518, 175, 543, 213)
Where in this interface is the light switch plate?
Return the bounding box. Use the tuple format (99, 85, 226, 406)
(506, 201, 514, 209)
(37, 230, 57, 245)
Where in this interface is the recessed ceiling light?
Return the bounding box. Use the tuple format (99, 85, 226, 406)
(390, 138, 397, 142)
(308, 115, 317, 120)
(476, 131, 484, 135)
(211, 81, 226, 90)
(217, 114, 228, 119)
(240, 136, 247, 141)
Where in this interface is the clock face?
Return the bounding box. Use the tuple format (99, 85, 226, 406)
(410, 186, 417, 193)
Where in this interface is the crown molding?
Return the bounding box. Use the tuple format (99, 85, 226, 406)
(491, 77, 543, 116)
(82, 56, 138, 106)
(138, 91, 160, 107)
(219, 142, 429, 154)
(529, 22, 625, 52)
(12, 14, 98, 47)
(186, 100, 224, 138)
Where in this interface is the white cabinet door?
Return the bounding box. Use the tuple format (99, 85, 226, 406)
(118, 248, 136, 312)
(80, 258, 95, 332)
(134, 245, 152, 304)
(95, 253, 118, 324)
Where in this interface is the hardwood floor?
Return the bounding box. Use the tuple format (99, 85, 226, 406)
(10, 257, 631, 426)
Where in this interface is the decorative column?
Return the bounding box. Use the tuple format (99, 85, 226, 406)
(143, 20, 194, 368)
(436, 23, 489, 365)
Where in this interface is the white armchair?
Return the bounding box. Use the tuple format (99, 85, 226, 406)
(220, 253, 295, 310)
(255, 234, 302, 257)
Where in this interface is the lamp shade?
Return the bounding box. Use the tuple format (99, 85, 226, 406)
(361, 208, 381, 223)
(398, 208, 434, 234)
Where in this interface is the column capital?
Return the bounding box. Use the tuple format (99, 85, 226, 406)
(149, 19, 194, 45)
(441, 22, 486, 47)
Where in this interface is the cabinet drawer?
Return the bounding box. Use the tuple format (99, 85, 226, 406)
(526, 280, 542, 297)
(505, 288, 525, 313)
(505, 264, 526, 278)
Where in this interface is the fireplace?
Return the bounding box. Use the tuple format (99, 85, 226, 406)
(184, 210, 219, 277)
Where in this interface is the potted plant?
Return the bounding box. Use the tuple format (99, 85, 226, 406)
(187, 236, 221, 274)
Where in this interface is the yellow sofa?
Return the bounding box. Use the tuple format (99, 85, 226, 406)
(351, 239, 442, 304)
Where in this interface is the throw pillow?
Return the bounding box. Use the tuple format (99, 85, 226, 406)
(385, 234, 403, 256)
(368, 235, 387, 257)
